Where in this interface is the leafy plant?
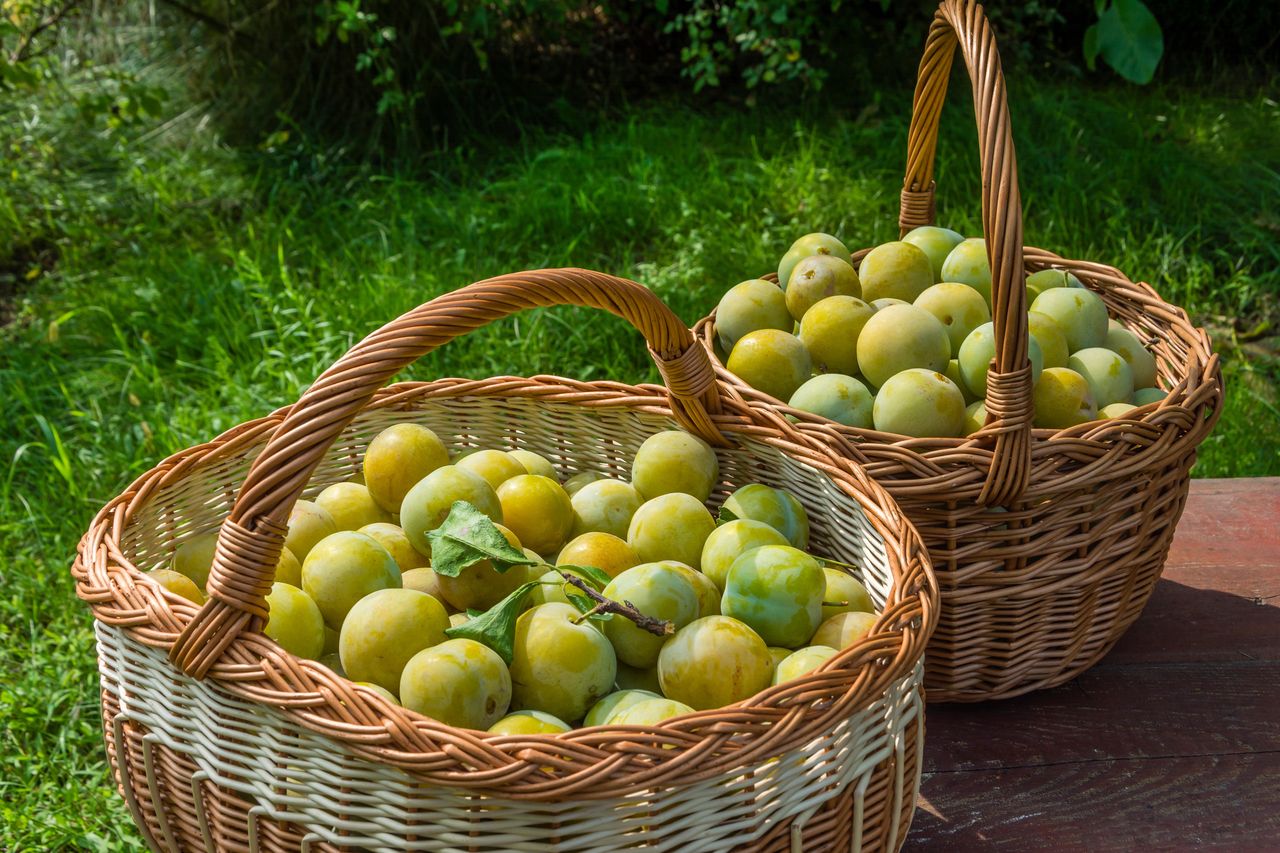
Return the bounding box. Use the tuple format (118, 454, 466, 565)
(1084, 0, 1164, 84)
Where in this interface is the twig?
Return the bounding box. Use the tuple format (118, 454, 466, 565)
(10, 1, 82, 64)
(560, 574, 673, 637)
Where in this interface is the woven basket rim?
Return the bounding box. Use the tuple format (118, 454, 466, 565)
(695, 244, 1222, 491)
(75, 375, 936, 796)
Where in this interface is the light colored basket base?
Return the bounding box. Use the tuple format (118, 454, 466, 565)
(99, 623, 924, 852)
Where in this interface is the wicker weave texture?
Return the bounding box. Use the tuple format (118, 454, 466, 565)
(692, 0, 1222, 702)
(76, 268, 938, 850)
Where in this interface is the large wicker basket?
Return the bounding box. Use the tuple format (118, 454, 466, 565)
(693, 0, 1222, 703)
(75, 269, 937, 852)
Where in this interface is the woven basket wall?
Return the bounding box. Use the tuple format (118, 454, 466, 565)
(693, 0, 1223, 702)
(75, 270, 937, 851)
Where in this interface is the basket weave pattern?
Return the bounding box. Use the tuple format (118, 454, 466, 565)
(76, 270, 936, 851)
(693, 0, 1222, 702)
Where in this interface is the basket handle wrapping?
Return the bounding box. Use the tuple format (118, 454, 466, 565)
(899, 0, 1032, 506)
(171, 268, 725, 678)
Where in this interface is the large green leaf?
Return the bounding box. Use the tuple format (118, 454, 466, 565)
(1093, 0, 1164, 85)
(425, 501, 538, 578)
(444, 581, 540, 664)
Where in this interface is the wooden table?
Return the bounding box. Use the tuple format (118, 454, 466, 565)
(910, 478, 1280, 850)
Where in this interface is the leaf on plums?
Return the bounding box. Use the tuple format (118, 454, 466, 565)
(444, 581, 539, 665)
(716, 505, 740, 525)
(555, 564, 613, 590)
(427, 501, 538, 578)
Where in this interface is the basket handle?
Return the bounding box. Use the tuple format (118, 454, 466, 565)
(899, 0, 1032, 506)
(170, 268, 725, 678)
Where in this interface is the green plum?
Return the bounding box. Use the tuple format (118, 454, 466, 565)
(785, 254, 861, 321)
(563, 471, 605, 496)
(721, 483, 809, 550)
(1101, 402, 1138, 419)
(323, 625, 339, 656)
(658, 616, 772, 710)
(631, 430, 719, 503)
(399, 638, 511, 730)
(772, 645, 838, 685)
(1133, 387, 1167, 406)
(811, 611, 878, 649)
(957, 322, 1044, 398)
(915, 282, 991, 357)
(871, 298, 909, 311)
(902, 225, 965, 281)
(788, 374, 873, 428)
(700, 519, 790, 591)
(767, 646, 791, 671)
(1105, 322, 1158, 390)
(1030, 287, 1108, 353)
(339, 587, 448, 692)
(722, 545, 825, 648)
(944, 358, 977, 404)
(456, 449, 528, 491)
(284, 500, 339, 563)
(855, 304, 951, 388)
(603, 562, 700, 667)
(401, 566, 446, 601)
(1068, 347, 1134, 408)
(399, 465, 502, 557)
(510, 602, 617, 722)
(611, 697, 696, 726)
(858, 241, 934, 303)
(147, 568, 205, 605)
(171, 531, 217, 589)
(570, 479, 643, 540)
(1032, 367, 1098, 429)
(726, 329, 813, 402)
(317, 652, 344, 676)
(488, 710, 571, 735)
(362, 423, 450, 513)
(556, 531, 640, 578)
(497, 474, 573, 556)
(358, 522, 429, 572)
(1025, 268, 1083, 303)
(664, 561, 721, 618)
(448, 612, 470, 629)
(354, 682, 397, 703)
(316, 482, 392, 531)
(797, 295, 874, 376)
(614, 662, 663, 693)
(821, 568, 874, 622)
(436, 524, 532, 611)
(777, 233, 853, 295)
(584, 689, 661, 727)
(872, 368, 966, 438)
(715, 279, 793, 353)
(528, 569, 571, 608)
(1027, 311, 1070, 369)
(301, 531, 401, 629)
(939, 238, 992, 305)
(262, 582, 325, 659)
(963, 399, 989, 435)
(627, 493, 716, 570)
(508, 449, 557, 480)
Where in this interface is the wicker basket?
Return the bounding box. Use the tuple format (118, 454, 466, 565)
(693, 0, 1223, 703)
(75, 269, 937, 852)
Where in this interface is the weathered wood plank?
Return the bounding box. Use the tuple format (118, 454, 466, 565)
(910, 752, 1280, 851)
(924, 661, 1280, 772)
(1101, 477, 1280, 665)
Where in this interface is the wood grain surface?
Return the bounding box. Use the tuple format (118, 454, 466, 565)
(910, 478, 1280, 851)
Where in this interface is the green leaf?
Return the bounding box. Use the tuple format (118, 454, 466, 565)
(1094, 0, 1163, 84)
(426, 501, 538, 578)
(1083, 23, 1100, 71)
(716, 504, 740, 525)
(555, 564, 613, 590)
(444, 581, 539, 664)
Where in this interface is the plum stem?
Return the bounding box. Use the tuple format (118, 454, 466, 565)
(559, 573, 673, 636)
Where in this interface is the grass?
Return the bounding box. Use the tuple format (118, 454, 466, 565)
(1, 67, 1277, 847)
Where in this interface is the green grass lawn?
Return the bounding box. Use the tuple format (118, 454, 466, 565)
(1, 75, 1277, 847)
